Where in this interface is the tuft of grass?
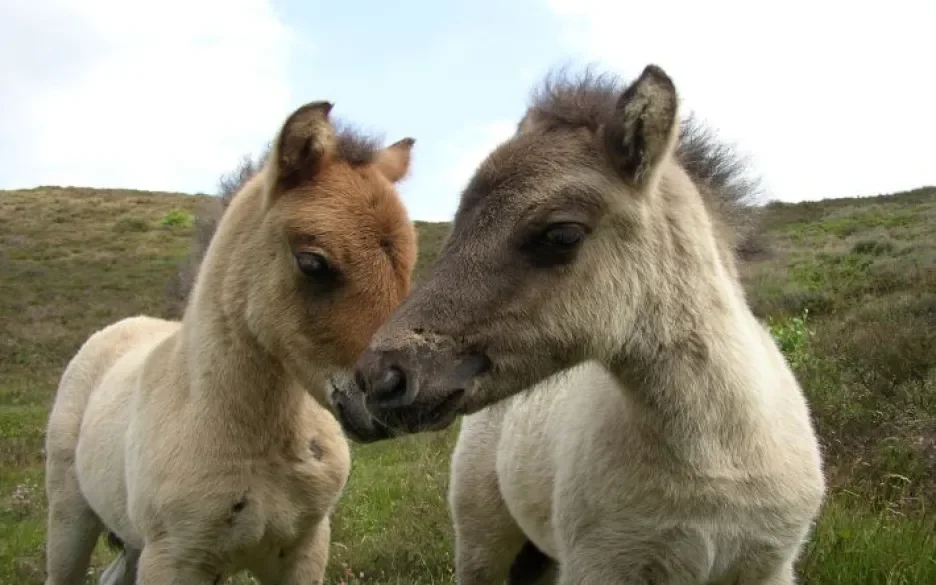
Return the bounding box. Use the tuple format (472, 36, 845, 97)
(797, 493, 936, 585)
(112, 216, 149, 233)
(765, 308, 813, 370)
(851, 238, 895, 256)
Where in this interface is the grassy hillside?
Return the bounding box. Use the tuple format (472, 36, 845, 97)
(1, 185, 934, 584)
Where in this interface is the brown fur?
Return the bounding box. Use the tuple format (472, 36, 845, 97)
(43, 100, 418, 585)
(165, 121, 407, 320)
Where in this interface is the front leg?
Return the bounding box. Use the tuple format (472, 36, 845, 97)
(136, 542, 220, 585)
(556, 525, 714, 585)
(254, 518, 331, 585)
(558, 553, 687, 585)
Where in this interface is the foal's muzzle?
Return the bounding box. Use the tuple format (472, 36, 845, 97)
(353, 339, 491, 433)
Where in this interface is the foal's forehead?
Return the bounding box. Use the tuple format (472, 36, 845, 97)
(283, 165, 412, 257)
(457, 130, 599, 222)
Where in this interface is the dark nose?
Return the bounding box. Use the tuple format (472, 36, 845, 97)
(356, 363, 417, 409)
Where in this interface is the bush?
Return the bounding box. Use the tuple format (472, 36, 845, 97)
(160, 209, 194, 228)
(766, 308, 813, 371)
(217, 144, 270, 205)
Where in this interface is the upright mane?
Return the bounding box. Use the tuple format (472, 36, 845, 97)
(523, 67, 765, 261)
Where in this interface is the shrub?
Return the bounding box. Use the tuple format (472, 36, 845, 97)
(217, 143, 270, 205)
(160, 209, 194, 228)
(766, 308, 813, 371)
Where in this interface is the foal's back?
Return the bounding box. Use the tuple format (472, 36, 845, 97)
(47, 316, 179, 459)
(46, 316, 180, 549)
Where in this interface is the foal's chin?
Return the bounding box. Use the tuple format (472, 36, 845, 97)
(366, 386, 468, 435)
(333, 404, 399, 444)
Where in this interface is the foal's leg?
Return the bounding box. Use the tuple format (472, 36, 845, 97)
(44, 461, 103, 585)
(136, 542, 219, 585)
(737, 557, 796, 585)
(253, 518, 331, 585)
(450, 418, 531, 585)
(760, 561, 795, 585)
(555, 525, 711, 585)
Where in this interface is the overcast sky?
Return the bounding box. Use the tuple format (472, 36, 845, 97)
(2, 0, 933, 220)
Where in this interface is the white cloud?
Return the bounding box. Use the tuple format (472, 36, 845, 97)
(547, 0, 936, 202)
(0, 0, 297, 193)
(401, 120, 516, 222)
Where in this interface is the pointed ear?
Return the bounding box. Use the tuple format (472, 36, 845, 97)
(269, 101, 336, 194)
(374, 137, 415, 183)
(601, 64, 679, 189)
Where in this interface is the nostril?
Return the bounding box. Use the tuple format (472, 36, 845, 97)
(372, 366, 411, 407)
(377, 367, 402, 391)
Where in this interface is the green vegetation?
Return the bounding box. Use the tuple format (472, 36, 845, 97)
(1, 184, 934, 584)
(160, 208, 195, 228)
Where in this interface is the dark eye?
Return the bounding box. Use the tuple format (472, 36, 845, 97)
(539, 222, 587, 248)
(523, 221, 589, 268)
(296, 251, 330, 277)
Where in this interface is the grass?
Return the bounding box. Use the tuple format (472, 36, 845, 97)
(1, 184, 934, 584)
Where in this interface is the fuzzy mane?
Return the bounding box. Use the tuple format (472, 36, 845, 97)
(525, 67, 765, 260)
(332, 121, 385, 166)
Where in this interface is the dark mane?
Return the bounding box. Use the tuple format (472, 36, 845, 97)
(526, 67, 765, 259)
(333, 120, 384, 166)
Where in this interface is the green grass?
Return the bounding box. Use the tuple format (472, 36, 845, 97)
(1, 184, 935, 584)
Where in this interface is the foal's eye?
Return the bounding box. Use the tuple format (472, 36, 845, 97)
(295, 251, 330, 277)
(524, 221, 589, 267)
(539, 222, 587, 249)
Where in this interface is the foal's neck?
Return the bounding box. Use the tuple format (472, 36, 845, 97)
(176, 186, 306, 439)
(180, 309, 299, 429)
(608, 186, 769, 455)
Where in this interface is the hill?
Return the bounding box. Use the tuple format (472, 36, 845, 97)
(1, 184, 934, 584)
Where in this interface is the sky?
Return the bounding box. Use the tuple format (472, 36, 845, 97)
(1, 0, 934, 221)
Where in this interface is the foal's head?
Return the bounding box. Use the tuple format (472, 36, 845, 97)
(342, 65, 756, 436)
(220, 101, 417, 390)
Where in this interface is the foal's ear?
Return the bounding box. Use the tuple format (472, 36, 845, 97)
(601, 64, 679, 190)
(374, 137, 416, 183)
(269, 100, 336, 194)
